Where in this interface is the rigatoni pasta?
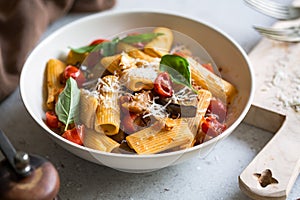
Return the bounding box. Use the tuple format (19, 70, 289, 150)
(83, 128, 120, 152)
(94, 75, 120, 135)
(100, 54, 122, 74)
(45, 59, 66, 110)
(144, 27, 174, 57)
(117, 42, 156, 62)
(43, 27, 237, 155)
(126, 119, 194, 154)
(79, 89, 98, 129)
(122, 75, 154, 91)
(187, 57, 237, 104)
(186, 89, 212, 136)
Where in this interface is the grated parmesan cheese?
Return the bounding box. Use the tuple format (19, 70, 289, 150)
(264, 46, 300, 112)
(125, 67, 158, 82)
(96, 77, 120, 94)
(120, 52, 136, 70)
(171, 87, 197, 105)
(143, 97, 171, 119)
(272, 70, 287, 86)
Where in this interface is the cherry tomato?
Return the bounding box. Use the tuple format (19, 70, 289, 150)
(202, 63, 214, 73)
(62, 125, 84, 145)
(89, 39, 107, 46)
(201, 116, 226, 137)
(122, 113, 138, 134)
(63, 65, 85, 87)
(207, 99, 227, 123)
(173, 52, 187, 58)
(119, 95, 132, 113)
(154, 72, 173, 98)
(45, 111, 59, 128)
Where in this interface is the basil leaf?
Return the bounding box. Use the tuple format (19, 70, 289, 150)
(70, 45, 97, 54)
(70, 32, 163, 54)
(101, 38, 120, 56)
(160, 55, 194, 91)
(120, 33, 163, 44)
(55, 78, 80, 131)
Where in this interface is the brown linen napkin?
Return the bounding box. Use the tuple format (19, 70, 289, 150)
(0, 0, 116, 102)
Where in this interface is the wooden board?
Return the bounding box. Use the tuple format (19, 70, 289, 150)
(239, 1, 300, 199)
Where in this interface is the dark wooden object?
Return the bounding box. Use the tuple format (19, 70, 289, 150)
(0, 130, 60, 200)
(0, 155, 60, 200)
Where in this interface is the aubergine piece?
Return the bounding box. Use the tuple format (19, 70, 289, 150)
(166, 103, 197, 118)
(155, 98, 197, 118)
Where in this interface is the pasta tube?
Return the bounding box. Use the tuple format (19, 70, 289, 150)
(117, 42, 156, 62)
(121, 68, 156, 91)
(79, 89, 98, 129)
(100, 53, 136, 75)
(126, 119, 194, 154)
(83, 128, 119, 152)
(128, 49, 156, 62)
(144, 27, 174, 57)
(124, 76, 154, 91)
(100, 54, 122, 74)
(95, 75, 120, 135)
(45, 59, 66, 110)
(187, 57, 237, 104)
(117, 42, 136, 52)
(186, 89, 212, 136)
(66, 50, 89, 66)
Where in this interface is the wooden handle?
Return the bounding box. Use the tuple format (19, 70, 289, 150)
(239, 114, 300, 199)
(0, 155, 60, 200)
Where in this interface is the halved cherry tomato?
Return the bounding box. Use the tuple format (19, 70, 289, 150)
(173, 52, 187, 58)
(207, 99, 227, 123)
(62, 125, 84, 145)
(202, 63, 214, 73)
(121, 113, 152, 134)
(45, 111, 59, 128)
(89, 39, 107, 46)
(119, 95, 132, 113)
(201, 116, 226, 137)
(63, 65, 85, 87)
(154, 72, 173, 98)
(122, 113, 138, 134)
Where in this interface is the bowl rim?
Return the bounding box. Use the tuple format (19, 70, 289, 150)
(20, 10, 255, 159)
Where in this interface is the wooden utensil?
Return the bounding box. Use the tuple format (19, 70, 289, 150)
(0, 130, 60, 200)
(240, 104, 300, 199)
(239, 9, 300, 198)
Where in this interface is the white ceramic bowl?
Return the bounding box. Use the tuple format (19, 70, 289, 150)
(20, 11, 254, 173)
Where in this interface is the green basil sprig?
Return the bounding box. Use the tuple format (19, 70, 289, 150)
(70, 32, 163, 56)
(120, 32, 163, 43)
(160, 54, 196, 93)
(55, 78, 80, 131)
